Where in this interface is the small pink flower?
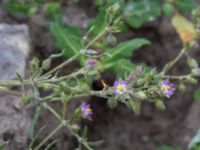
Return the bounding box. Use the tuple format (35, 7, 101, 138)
(86, 59, 96, 68)
(136, 65, 142, 75)
(81, 102, 93, 120)
(129, 75, 134, 81)
(113, 80, 128, 95)
(161, 80, 175, 98)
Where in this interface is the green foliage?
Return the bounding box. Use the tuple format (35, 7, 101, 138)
(43, 2, 60, 15)
(89, 0, 198, 28)
(106, 59, 151, 77)
(174, 0, 198, 12)
(4, 0, 61, 17)
(107, 98, 118, 109)
(188, 129, 200, 149)
(88, 10, 106, 36)
(163, 3, 174, 15)
(155, 99, 166, 110)
(124, 0, 161, 28)
(50, 22, 85, 63)
(156, 146, 181, 150)
(105, 38, 150, 62)
(126, 100, 141, 114)
(0, 142, 9, 150)
(194, 89, 200, 102)
(4, 0, 32, 15)
(91, 0, 125, 6)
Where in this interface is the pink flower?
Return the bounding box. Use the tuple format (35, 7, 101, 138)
(161, 80, 175, 98)
(81, 102, 93, 120)
(113, 80, 128, 95)
(136, 65, 142, 75)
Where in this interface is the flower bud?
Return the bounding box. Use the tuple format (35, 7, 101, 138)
(86, 59, 96, 68)
(42, 58, 51, 70)
(107, 99, 118, 109)
(187, 77, 198, 84)
(155, 99, 166, 110)
(71, 124, 80, 132)
(22, 94, 30, 104)
(107, 33, 117, 45)
(135, 91, 147, 100)
(192, 68, 200, 75)
(107, 2, 120, 15)
(187, 58, 198, 69)
(178, 83, 186, 92)
(41, 83, 54, 90)
(136, 65, 142, 75)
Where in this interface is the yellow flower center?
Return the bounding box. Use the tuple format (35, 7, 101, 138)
(86, 108, 91, 113)
(117, 84, 125, 92)
(162, 85, 169, 91)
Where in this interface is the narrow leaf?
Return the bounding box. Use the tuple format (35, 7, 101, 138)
(105, 38, 150, 62)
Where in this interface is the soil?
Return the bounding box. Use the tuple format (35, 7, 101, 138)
(0, 1, 200, 150)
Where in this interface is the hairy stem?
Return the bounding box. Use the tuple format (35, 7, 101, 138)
(34, 123, 64, 150)
(43, 53, 80, 77)
(160, 48, 186, 76)
(84, 29, 107, 50)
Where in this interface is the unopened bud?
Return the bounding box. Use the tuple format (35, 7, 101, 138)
(22, 94, 30, 104)
(178, 83, 186, 92)
(187, 77, 198, 84)
(187, 58, 198, 69)
(71, 124, 80, 132)
(155, 99, 166, 110)
(42, 59, 51, 70)
(107, 99, 118, 109)
(41, 83, 53, 90)
(192, 68, 200, 75)
(135, 91, 147, 100)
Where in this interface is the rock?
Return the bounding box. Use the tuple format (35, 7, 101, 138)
(0, 24, 30, 80)
(0, 24, 31, 150)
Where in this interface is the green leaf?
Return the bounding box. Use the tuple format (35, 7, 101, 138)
(163, 3, 174, 15)
(87, 140, 104, 147)
(156, 145, 181, 150)
(175, 0, 198, 12)
(29, 106, 42, 140)
(88, 10, 106, 36)
(50, 22, 85, 63)
(44, 140, 58, 150)
(4, 1, 30, 15)
(0, 141, 9, 150)
(92, 0, 124, 6)
(194, 89, 200, 102)
(43, 2, 60, 15)
(126, 100, 141, 114)
(82, 126, 88, 139)
(155, 99, 166, 110)
(105, 38, 150, 62)
(102, 59, 151, 78)
(188, 129, 200, 149)
(124, 0, 161, 28)
(107, 99, 118, 109)
(92, 0, 104, 6)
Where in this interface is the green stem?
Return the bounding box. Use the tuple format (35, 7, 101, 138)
(34, 123, 64, 150)
(43, 103, 62, 121)
(160, 49, 186, 75)
(42, 53, 80, 77)
(84, 29, 107, 50)
(161, 74, 193, 80)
